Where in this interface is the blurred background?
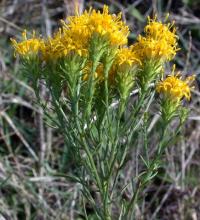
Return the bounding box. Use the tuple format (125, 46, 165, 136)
(0, 0, 200, 219)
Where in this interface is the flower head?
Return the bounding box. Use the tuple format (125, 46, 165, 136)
(145, 16, 177, 44)
(42, 5, 129, 61)
(41, 5, 129, 60)
(115, 46, 141, 67)
(41, 29, 78, 60)
(11, 30, 44, 57)
(132, 16, 179, 62)
(133, 35, 177, 61)
(62, 5, 129, 50)
(156, 73, 195, 101)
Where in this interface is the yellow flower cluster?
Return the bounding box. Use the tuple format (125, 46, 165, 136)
(156, 73, 195, 101)
(115, 46, 141, 67)
(41, 29, 78, 60)
(11, 7, 179, 70)
(42, 5, 129, 60)
(107, 47, 141, 84)
(11, 5, 195, 122)
(133, 16, 179, 62)
(11, 6, 129, 61)
(65, 5, 129, 46)
(12, 6, 193, 102)
(11, 30, 44, 57)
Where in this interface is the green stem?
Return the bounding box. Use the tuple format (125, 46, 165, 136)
(125, 182, 141, 218)
(125, 107, 169, 218)
(123, 90, 147, 133)
(81, 136, 103, 194)
(103, 183, 112, 220)
(104, 65, 109, 109)
(84, 60, 99, 122)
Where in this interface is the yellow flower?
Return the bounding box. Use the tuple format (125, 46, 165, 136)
(41, 29, 77, 60)
(62, 6, 129, 55)
(11, 30, 43, 56)
(156, 73, 195, 101)
(115, 46, 141, 67)
(62, 5, 129, 47)
(144, 16, 177, 44)
(42, 5, 129, 60)
(134, 36, 177, 61)
(107, 46, 140, 83)
(132, 16, 179, 62)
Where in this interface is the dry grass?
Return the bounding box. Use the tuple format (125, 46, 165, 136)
(0, 0, 200, 219)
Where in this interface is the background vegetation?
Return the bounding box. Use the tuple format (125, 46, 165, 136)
(0, 0, 200, 219)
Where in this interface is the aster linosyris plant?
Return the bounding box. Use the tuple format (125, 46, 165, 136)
(11, 5, 195, 219)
